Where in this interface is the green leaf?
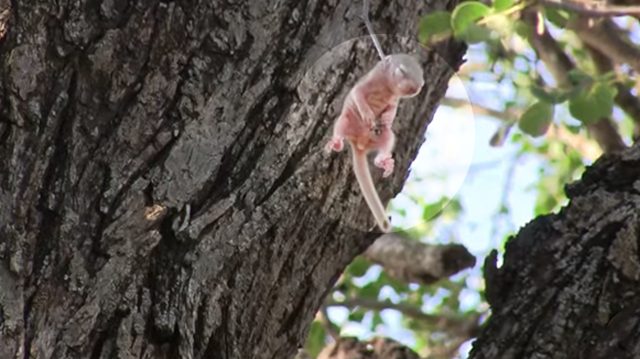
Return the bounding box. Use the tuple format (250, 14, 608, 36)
(567, 69, 591, 85)
(530, 86, 558, 104)
(483, 13, 513, 37)
(544, 8, 569, 28)
(595, 71, 616, 83)
(348, 309, 365, 322)
(379, 272, 409, 293)
(530, 85, 570, 104)
(372, 312, 383, 328)
(348, 257, 370, 277)
(535, 191, 559, 215)
(568, 93, 594, 123)
(568, 82, 617, 124)
(451, 2, 491, 36)
(304, 321, 327, 357)
(445, 198, 463, 216)
(419, 11, 452, 44)
(565, 124, 581, 134)
(493, 0, 514, 11)
(513, 20, 531, 39)
(518, 101, 554, 137)
(359, 282, 381, 300)
(458, 23, 492, 44)
(422, 197, 448, 221)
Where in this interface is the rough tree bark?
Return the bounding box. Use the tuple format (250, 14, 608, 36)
(472, 145, 640, 359)
(0, 1, 464, 358)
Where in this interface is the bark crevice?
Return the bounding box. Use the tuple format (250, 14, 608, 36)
(0, 1, 464, 358)
(474, 145, 640, 359)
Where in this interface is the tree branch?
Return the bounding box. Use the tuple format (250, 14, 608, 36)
(524, 11, 627, 153)
(365, 233, 476, 286)
(538, 0, 640, 17)
(317, 338, 372, 359)
(547, 124, 602, 160)
(474, 145, 640, 358)
(369, 338, 421, 359)
(571, 18, 640, 75)
(440, 97, 518, 122)
(442, 97, 603, 159)
(317, 337, 421, 359)
(325, 297, 480, 336)
(615, 89, 640, 142)
(327, 297, 441, 323)
(585, 44, 640, 141)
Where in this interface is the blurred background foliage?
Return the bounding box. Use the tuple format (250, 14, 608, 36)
(304, 0, 640, 358)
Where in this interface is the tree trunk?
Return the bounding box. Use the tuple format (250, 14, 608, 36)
(0, 1, 463, 358)
(472, 145, 640, 359)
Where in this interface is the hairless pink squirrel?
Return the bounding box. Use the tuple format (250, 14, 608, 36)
(325, 0, 424, 233)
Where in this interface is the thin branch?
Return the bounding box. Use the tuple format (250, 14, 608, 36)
(317, 338, 370, 359)
(365, 233, 476, 285)
(441, 98, 603, 159)
(319, 337, 422, 359)
(325, 297, 474, 330)
(526, 12, 573, 86)
(327, 298, 433, 321)
(586, 117, 628, 153)
(585, 44, 640, 141)
(547, 124, 602, 160)
(615, 89, 640, 142)
(443, 99, 599, 154)
(369, 338, 421, 359)
(538, 0, 640, 17)
(441, 97, 519, 122)
(323, 297, 482, 358)
(571, 18, 640, 74)
(524, 11, 627, 153)
(457, 62, 491, 78)
(490, 153, 520, 247)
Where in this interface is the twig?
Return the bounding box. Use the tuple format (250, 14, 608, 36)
(585, 44, 640, 141)
(524, 11, 627, 153)
(538, 0, 640, 17)
(547, 124, 602, 160)
(478, 2, 530, 26)
(327, 297, 436, 322)
(440, 97, 520, 122)
(442, 97, 604, 158)
(326, 297, 479, 333)
(490, 153, 519, 247)
(571, 18, 640, 74)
